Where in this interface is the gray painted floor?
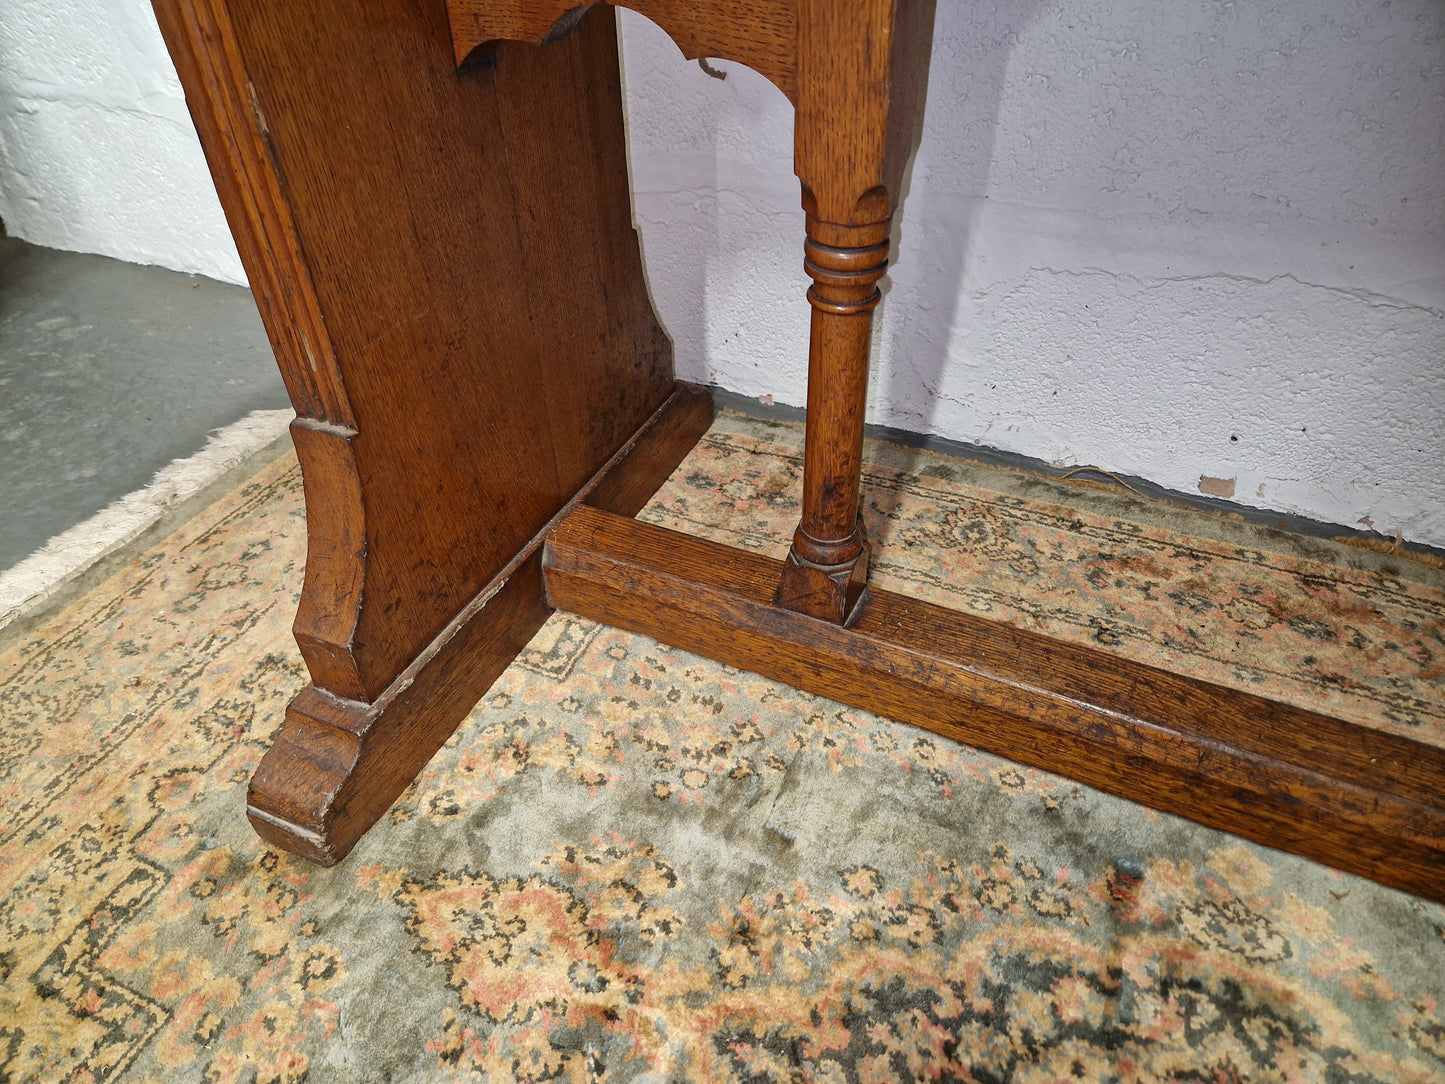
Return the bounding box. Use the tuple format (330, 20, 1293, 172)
(0, 237, 287, 570)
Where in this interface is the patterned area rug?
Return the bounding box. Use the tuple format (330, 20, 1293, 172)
(2, 411, 1443, 1083)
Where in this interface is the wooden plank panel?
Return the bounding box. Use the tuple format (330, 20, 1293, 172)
(158, 0, 675, 701)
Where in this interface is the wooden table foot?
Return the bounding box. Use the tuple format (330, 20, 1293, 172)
(248, 558, 552, 865)
(248, 385, 713, 864)
(776, 526, 871, 625)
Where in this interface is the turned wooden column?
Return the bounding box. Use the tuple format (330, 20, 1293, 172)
(776, 0, 933, 624)
(776, 219, 889, 622)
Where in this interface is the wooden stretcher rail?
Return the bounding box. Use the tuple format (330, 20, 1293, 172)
(543, 504, 1445, 903)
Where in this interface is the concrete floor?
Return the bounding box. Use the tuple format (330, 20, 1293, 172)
(0, 237, 287, 570)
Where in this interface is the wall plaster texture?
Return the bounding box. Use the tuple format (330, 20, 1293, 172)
(1, 0, 1440, 544)
(619, 0, 1445, 546)
(0, 0, 244, 282)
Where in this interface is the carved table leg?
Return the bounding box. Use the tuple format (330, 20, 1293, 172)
(775, 218, 890, 623)
(776, 0, 934, 624)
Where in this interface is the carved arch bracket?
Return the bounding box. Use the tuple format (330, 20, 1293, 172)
(445, 0, 799, 103)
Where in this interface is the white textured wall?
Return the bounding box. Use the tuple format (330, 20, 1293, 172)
(3, 0, 1440, 543)
(620, 0, 1445, 546)
(0, 0, 244, 282)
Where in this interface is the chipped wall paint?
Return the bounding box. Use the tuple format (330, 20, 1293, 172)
(619, 0, 1445, 546)
(1198, 476, 1237, 500)
(3, 0, 1440, 545)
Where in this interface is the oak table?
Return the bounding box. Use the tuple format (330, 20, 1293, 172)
(152, 0, 1445, 902)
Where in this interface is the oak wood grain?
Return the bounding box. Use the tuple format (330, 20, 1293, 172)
(151, 0, 352, 426)
(155, 0, 675, 703)
(544, 506, 1445, 903)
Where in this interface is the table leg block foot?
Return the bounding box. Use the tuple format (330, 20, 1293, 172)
(776, 545, 871, 625)
(248, 383, 714, 864)
(248, 555, 552, 866)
